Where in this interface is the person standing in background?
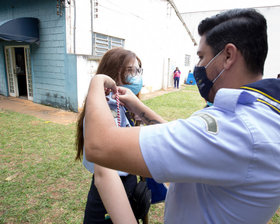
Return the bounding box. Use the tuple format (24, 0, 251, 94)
(173, 67, 181, 89)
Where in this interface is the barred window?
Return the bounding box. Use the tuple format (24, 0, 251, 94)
(185, 54, 190, 66)
(93, 32, 124, 57)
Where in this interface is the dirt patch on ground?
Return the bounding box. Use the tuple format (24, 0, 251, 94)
(0, 95, 78, 125)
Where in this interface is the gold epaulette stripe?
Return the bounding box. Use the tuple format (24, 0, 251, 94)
(240, 86, 280, 103)
(257, 99, 280, 113)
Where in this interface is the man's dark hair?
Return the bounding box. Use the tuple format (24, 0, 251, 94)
(198, 8, 268, 74)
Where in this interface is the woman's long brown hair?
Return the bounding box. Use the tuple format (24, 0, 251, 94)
(75, 47, 142, 161)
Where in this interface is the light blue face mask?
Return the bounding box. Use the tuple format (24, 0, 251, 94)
(122, 75, 143, 95)
(206, 101, 213, 107)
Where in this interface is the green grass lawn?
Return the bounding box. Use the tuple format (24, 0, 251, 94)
(143, 85, 205, 121)
(0, 111, 91, 223)
(1, 85, 279, 223)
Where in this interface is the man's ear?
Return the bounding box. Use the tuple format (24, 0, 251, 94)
(223, 43, 238, 70)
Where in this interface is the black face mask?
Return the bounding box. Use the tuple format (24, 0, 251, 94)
(193, 50, 225, 102)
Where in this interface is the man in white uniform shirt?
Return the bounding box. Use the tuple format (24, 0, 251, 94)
(84, 8, 280, 224)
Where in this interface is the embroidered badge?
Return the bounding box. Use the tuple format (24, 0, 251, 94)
(193, 113, 218, 134)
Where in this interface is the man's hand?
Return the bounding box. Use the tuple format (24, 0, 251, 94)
(91, 74, 118, 95)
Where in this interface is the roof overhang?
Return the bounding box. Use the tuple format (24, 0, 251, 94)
(0, 17, 39, 44)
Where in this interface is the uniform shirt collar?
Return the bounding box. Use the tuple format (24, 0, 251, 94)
(241, 78, 280, 101)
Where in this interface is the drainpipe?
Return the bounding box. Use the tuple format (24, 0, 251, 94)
(166, 0, 197, 46)
(73, 0, 76, 54)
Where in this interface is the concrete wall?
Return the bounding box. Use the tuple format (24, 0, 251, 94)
(0, 0, 78, 111)
(181, 6, 280, 79)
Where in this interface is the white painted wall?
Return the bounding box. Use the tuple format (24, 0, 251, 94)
(66, 0, 196, 108)
(260, 6, 280, 78)
(74, 0, 92, 55)
(65, 0, 92, 55)
(76, 56, 99, 107)
(92, 0, 196, 92)
(181, 6, 280, 79)
(174, 0, 280, 13)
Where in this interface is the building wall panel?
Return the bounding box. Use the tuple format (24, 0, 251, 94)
(0, 0, 78, 111)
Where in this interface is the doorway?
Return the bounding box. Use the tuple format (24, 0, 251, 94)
(4, 46, 33, 100)
(15, 48, 27, 97)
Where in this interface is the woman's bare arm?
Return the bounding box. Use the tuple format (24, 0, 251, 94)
(94, 164, 137, 224)
(117, 86, 167, 125)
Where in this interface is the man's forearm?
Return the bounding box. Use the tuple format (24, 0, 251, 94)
(85, 76, 117, 160)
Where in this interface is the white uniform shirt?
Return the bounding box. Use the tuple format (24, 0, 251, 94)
(140, 80, 280, 224)
(83, 93, 131, 176)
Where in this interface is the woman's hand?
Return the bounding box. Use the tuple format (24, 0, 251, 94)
(116, 86, 167, 125)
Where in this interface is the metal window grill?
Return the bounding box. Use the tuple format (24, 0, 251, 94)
(93, 32, 124, 58)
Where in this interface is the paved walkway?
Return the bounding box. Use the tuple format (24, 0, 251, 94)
(0, 87, 180, 125)
(0, 95, 78, 125)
